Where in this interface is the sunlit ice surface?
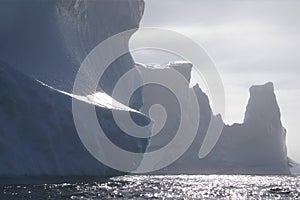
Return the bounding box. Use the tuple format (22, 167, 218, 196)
(38, 80, 139, 113)
(2, 175, 300, 199)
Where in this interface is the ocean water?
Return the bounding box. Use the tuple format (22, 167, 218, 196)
(1, 175, 299, 199)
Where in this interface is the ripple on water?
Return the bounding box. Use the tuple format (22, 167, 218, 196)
(1, 175, 300, 199)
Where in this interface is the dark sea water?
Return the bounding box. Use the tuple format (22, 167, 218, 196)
(1, 175, 300, 199)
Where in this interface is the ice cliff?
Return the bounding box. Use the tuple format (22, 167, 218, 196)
(0, 0, 147, 182)
(138, 62, 291, 175)
(0, 0, 144, 108)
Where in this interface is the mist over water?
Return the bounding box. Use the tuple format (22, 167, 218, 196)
(2, 175, 300, 199)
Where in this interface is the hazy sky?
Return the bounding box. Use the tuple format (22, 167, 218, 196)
(131, 0, 300, 162)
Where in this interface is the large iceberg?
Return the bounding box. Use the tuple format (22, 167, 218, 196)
(0, 0, 148, 183)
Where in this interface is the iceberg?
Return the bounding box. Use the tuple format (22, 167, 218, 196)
(138, 62, 293, 175)
(0, 0, 296, 181)
(0, 0, 148, 183)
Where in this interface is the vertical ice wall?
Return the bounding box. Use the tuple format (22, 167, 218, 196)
(0, 0, 145, 107)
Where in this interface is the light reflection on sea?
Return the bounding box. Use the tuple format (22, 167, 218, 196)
(2, 175, 300, 199)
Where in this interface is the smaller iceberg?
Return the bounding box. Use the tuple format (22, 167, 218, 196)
(136, 62, 293, 175)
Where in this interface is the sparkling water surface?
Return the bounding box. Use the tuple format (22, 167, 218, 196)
(2, 175, 300, 199)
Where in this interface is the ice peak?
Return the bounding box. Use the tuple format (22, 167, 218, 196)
(136, 61, 193, 84)
(244, 82, 281, 124)
(167, 61, 192, 83)
(249, 82, 274, 94)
